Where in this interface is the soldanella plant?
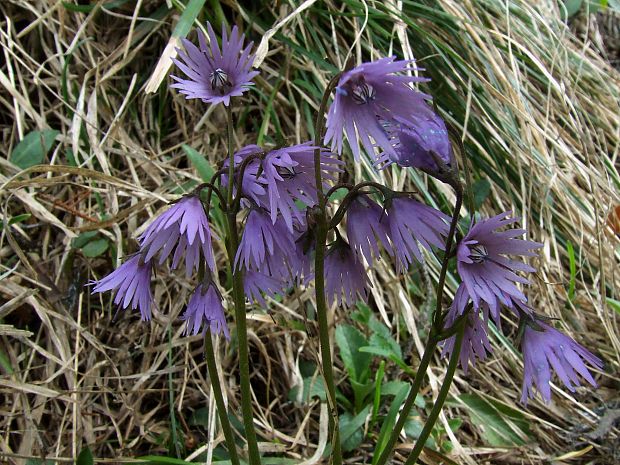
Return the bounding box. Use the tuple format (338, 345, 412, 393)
(91, 21, 603, 465)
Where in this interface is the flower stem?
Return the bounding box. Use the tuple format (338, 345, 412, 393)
(225, 105, 261, 465)
(312, 73, 343, 465)
(404, 323, 465, 465)
(374, 184, 463, 465)
(204, 331, 241, 465)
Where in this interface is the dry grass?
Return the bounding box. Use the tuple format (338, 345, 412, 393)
(0, 0, 619, 464)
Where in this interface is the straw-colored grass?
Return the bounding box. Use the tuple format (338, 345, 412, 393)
(0, 1, 618, 463)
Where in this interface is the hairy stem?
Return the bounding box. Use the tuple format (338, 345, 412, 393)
(225, 105, 261, 465)
(312, 73, 343, 465)
(204, 331, 241, 465)
(374, 185, 463, 465)
(404, 323, 466, 465)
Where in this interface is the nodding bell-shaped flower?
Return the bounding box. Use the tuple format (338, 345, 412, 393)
(457, 212, 542, 313)
(181, 279, 230, 339)
(520, 318, 602, 404)
(324, 57, 431, 162)
(139, 195, 216, 277)
(91, 255, 154, 321)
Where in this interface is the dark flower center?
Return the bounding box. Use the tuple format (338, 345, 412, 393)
(468, 243, 489, 263)
(351, 82, 376, 105)
(276, 165, 297, 179)
(209, 68, 232, 93)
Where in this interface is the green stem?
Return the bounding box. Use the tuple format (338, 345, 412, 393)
(374, 185, 463, 465)
(374, 335, 438, 465)
(225, 105, 261, 465)
(432, 182, 463, 329)
(204, 331, 241, 465)
(226, 106, 236, 207)
(313, 73, 343, 465)
(404, 323, 466, 465)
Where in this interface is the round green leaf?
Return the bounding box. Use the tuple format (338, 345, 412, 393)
(11, 130, 59, 169)
(81, 238, 109, 257)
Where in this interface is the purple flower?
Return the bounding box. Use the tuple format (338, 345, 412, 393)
(171, 23, 259, 106)
(345, 194, 391, 262)
(457, 212, 542, 311)
(243, 269, 286, 306)
(139, 196, 215, 277)
(91, 255, 153, 321)
(387, 197, 449, 270)
(260, 143, 342, 231)
(521, 320, 602, 404)
(324, 57, 430, 161)
(441, 284, 493, 372)
(375, 111, 452, 172)
(236, 208, 296, 271)
(324, 237, 370, 306)
(181, 282, 230, 339)
(222, 145, 266, 205)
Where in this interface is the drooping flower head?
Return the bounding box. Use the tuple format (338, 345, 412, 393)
(91, 255, 153, 321)
(324, 236, 370, 306)
(221, 144, 266, 205)
(243, 269, 287, 307)
(181, 282, 230, 339)
(139, 196, 215, 277)
(324, 57, 431, 161)
(235, 208, 296, 271)
(223, 143, 342, 231)
(171, 23, 259, 106)
(259, 143, 342, 231)
(375, 111, 452, 172)
(345, 194, 391, 263)
(521, 319, 602, 404)
(457, 212, 542, 311)
(441, 284, 494, 372)
(386, 197, 449, 271)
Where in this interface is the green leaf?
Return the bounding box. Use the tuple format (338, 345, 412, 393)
(25, 460, 55, 465)
(72, 231, 99, 249)
(135, 456, 197, 465)
(351, 302, 372, 325)
(472, 178, 491, 208)
(11, 130, 59, 169)
(368, 316, 402, 360)
(380, 381, 425, 407)
(289, 376, 327, 404)
(0, 213, 31, 230)
(335, 324, 372, 384)
(447, 418, 463, 432)
(76, 446, 94, 465)
(457, 394, 530, 446)
(359, 345, 393, 358)
(561, 0, 584, 19)
(567, 241, 576, 301)
(81, 238, 109, 257)
(0, 347, 13, 375)
(183, 144, 215, 182)
(606, 297, 620, 315)
(370, 360, 385, 430)
(404, 417, 423, 438)
(189, 406, 210, 427)
(339, 405, 371, 452)
(171, 0, 206, 39)
(372, 383, 409, 464)
(62, 0, 128, 13)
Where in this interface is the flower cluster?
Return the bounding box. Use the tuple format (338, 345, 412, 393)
(91, 21, 602, 408)
(91, 196, 226, 336)
(441, 213, 602, 404)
